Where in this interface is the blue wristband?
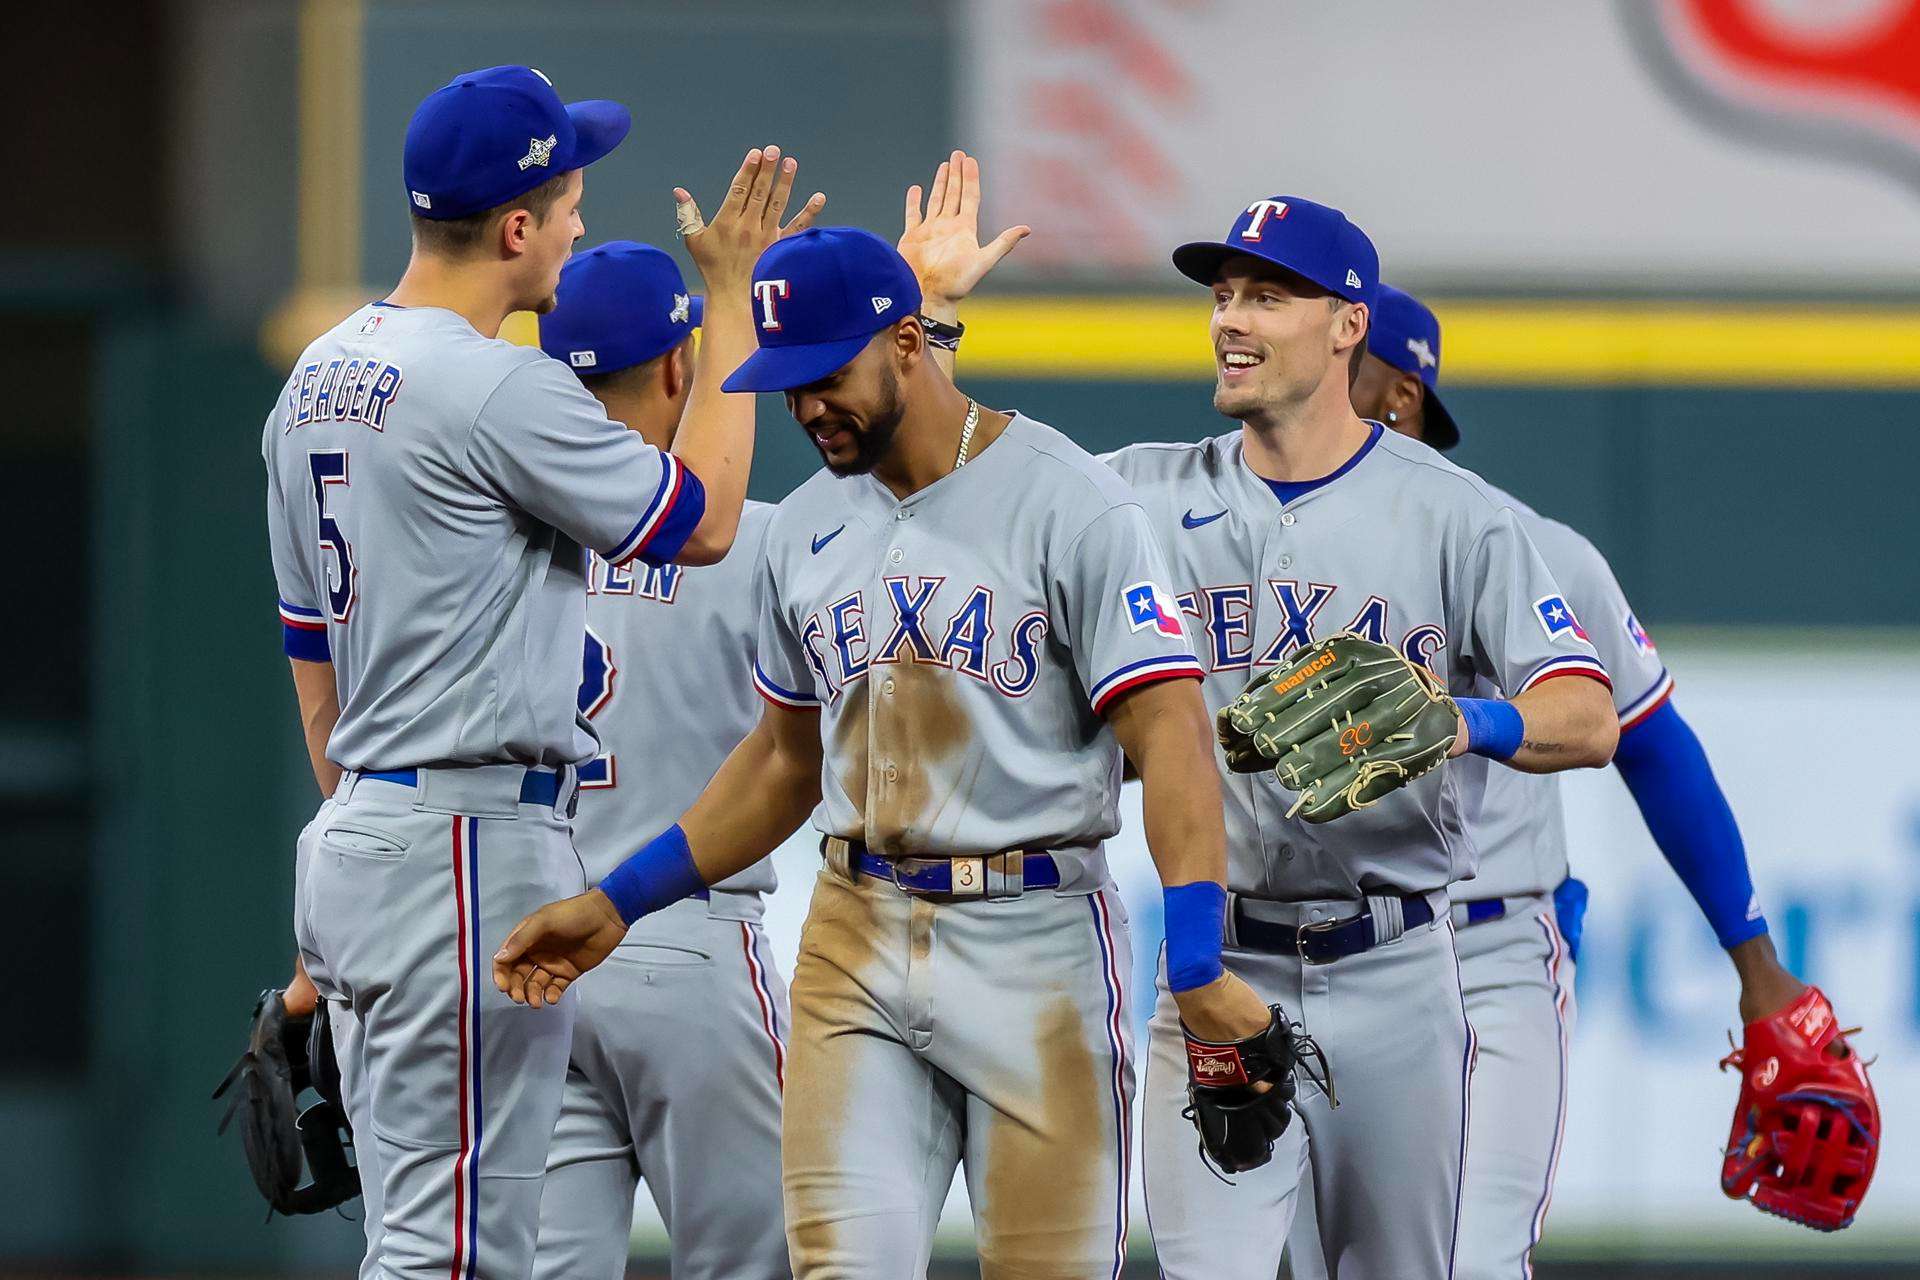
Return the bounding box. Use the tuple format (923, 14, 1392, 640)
(1456, 697, 1524, 762)
(598, 824, 705, 926)
(1163, 881, 1227, 993)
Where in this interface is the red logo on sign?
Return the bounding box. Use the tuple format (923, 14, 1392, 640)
(1630, 1, 1920, 187)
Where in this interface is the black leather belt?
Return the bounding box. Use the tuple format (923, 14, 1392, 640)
(1233, 892, 1436, 964)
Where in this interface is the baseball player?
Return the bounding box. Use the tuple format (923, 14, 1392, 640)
(264, 64, 820, 1279)
(1099, 197, 1621, 1280)
(1286, 283, 1870, 1274)
(523, 241, 789, 1278)
(493, 223, 1276, 1279)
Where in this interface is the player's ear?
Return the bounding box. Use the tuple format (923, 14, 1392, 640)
(1332, 300, 1368, 356)
(893, 315, 926, 374)
(663, 340, 692, 400)
(498, 208, 533, 259)
(1387, 371, 1425, 423)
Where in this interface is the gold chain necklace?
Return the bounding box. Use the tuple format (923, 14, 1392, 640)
(954, 398, 981, 469)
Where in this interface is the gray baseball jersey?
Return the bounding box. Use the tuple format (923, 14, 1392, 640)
(262, 302, 706, 771)
(1452, 486, 1672, 901)
(759, 412, 1192, 1277)
(572, 500, 780, 911)
(1102, 425, 1611, 900)
(754, 412, 1204, 868)
(1108, 423, 1605, 1280)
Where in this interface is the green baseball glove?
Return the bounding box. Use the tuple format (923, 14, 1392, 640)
(1217, 633, 1459, 823)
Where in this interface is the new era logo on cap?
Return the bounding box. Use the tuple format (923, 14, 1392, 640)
(411, 191, 432, 209)
(871, 296, 892, 314)
(1346, 268, 1362, 289)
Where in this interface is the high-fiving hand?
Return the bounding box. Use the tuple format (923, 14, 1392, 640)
(898, 149, 1030, 315)
(674, 146, 826, 295)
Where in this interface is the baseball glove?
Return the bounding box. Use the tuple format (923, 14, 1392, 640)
(1217, 633, 1458, 823)
(1181, 1004, 1332, 1179)
(212, 988, 361, 1216)
(1720, 986, 1878, 1231)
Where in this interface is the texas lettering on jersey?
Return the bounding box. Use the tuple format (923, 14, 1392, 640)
(1175, 579, 1449, 674)
(799, 575, 1053, 702)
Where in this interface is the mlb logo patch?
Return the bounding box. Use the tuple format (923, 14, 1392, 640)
(1623, 610, 1656, 656)
(358, 313, 383, 336)
(570, 350, 597, 368)
(1124, 582, 1184, 639)
(1534, 595, 1589, 643)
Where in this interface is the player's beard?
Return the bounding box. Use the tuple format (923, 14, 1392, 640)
(817, 366, 905, 477)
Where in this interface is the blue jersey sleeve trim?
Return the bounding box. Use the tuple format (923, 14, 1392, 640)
(607, 455, 708, 567)
(1614, 697, 1768, 950)
(1087, 653, 1205, 716)
(753, 661, 819, 708)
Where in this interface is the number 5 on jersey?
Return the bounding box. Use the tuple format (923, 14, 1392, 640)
(308, 450, 357, 622)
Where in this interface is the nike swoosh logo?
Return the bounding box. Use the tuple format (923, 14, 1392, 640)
(1182, 509, 1227, 529)
(811, 525, 846, 555)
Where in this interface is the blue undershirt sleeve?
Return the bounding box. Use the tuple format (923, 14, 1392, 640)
(1611, 697, 1767, 950)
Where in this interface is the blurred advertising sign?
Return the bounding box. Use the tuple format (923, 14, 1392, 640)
(961, 1, 1920, 287)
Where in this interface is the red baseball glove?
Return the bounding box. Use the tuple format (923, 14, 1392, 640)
(1719, 986, 1878, 1231)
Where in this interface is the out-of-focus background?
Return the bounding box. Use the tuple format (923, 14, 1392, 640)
(5, 0, 1917, 1275)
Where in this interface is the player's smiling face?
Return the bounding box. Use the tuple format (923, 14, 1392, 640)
(784, 331, 907, 477)
(1209, 257, 1352, 421)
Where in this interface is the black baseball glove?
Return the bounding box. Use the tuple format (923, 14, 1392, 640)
(212, 987, 360, 1216)
(1182, 1004, 1333, 1179)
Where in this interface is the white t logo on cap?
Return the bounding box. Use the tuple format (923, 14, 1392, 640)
(1241, 199, 1289, 240)
(754, 279, 790, 331)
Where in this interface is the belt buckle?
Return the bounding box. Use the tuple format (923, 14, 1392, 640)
(1295, 916, 1344, 966)
(949, 856, 986, 898)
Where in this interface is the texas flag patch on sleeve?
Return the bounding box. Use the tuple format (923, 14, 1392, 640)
(1534, 594, 1590, 643)
(1124, 582, 1185, 638)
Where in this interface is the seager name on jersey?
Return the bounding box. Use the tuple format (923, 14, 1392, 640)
(1178, 580, 1447, 673)
(799, 577, 1052, 702)
(284, 356, 405, 432)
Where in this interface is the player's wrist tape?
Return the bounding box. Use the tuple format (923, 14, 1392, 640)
(1457, 697, 1524, 762)
(599, 824, 705, 926)
(1164, 881, 1228, 993)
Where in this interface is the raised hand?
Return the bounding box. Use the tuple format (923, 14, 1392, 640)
(491, 889, 628, 1007)
(899, 149, 1030, 314)
(674, 145, 826, 295)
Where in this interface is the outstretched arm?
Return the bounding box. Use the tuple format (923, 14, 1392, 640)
(492, 700, 822, 1006)
(1612, 697, 1804, 1022)
(1451, 674, 1618, 774)
(1107, 677, 1270, 1043)
(669, 147, 826, 564)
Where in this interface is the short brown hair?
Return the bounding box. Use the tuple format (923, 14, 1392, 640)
(409, 170, 573, 257)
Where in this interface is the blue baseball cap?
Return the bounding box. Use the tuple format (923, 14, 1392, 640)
(1370, 284, 1460, 450)
(404, 65, 631, 220)
(539, 242, 702, 376)
(1172, 196, 1378, 311)
(721, 227, 923, 393)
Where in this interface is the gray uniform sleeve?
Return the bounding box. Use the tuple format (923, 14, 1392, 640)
(464, 356, 706, 566)
(1053, 503, 1205, 716)
(750, 540, 821, 709)
(1547, 529, 1672, 727)
(262, 417, 331, 660)
(1449, 507, 1611, 698)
